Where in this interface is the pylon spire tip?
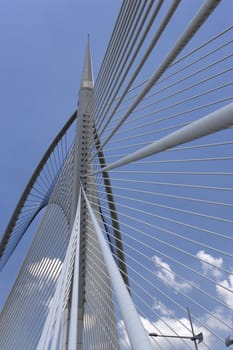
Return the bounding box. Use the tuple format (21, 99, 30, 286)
(81, 36, 94, 89)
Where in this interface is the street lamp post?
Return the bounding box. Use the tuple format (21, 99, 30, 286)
(149, 307, 203, 350)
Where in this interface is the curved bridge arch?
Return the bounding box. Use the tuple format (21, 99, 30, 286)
(0, 111, 77, 270)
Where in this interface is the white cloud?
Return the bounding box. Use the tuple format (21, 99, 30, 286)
(196, 250, 223, 279)
(202, 307, 231, 333)
(153, 256, 192, 293)
(118, 314, 212, 350)
(216, 274, 233, 309)
(153, 299, 172, 317)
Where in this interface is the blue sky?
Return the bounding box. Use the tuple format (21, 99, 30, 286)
(1, 1, 233, 349)
(0, 0, 121, 309)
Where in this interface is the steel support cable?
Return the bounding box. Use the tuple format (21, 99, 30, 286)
(131, 64, 233, 113)
(171, 24, 233, 67)
(83, 298, 119, 350)
(86, 250, 225, 348)
(106, 175, 233, 193)
(94, 0, 181, 138)
(87, 232, 199, 338)
(99, 253, 214, 350)
(104, 96, 233, 148)
(88, 191, 233, 274)
(105, 138, 233, 154)
(93, 0, 134, 96)
(87, 217, 233, 321)
(114, 39, 233, 115)
(144, 50, 233, 102)
(60, 133, 65, 162)
(91, 96, 233, 160)
(84, 298, 119, 350)
(49, 146, 63, 179)
(87, 193, 233, 291)
(93, 0, 155, 116)
(86, 226, 176, 350)
(31, 183, 51, 198)
(87, 217, 232, 346)
(169, 137, 233, 152)
(96, 182, 233, 228)
(94, 0, 179, 134)
(92, 0, 164, 129)
(42, 163, 56, 194)
(89, 142, 233, 176)
(2, 209, 65, 292)
(88, 187, 233, 257)
(17, 202, 44, 214)
(143, 42, 233, 101)
(104, 80, 233, 141)
(88, 222, 225, 348)
(134, 155, 233, 165)
(112, 25, 233, 107)
(88, 125, 130, 289)
(113, 63, 233, 121)
(84, 213, 123, 347)
(35, 263, 64, 350)
(21, 263, 63, 344)
(23, 199, 44, 206)
(86, 239, 178, 345)
(93, 180, 233, 220)
(3, 205, 69, 310)
(93, 0, 221, 156)
(53, 146, 61, 176)
(94, 101, 233, 165)
(27, 191, 49, 200)
(26, 219, 67, 284)
(6, 210, 68, 311)
(91, 0, 151, 122)
(39, 208, 77, 340)
(88, 185, 233, 245)
(51, 149, 60, 176)
(111, 169, 233, 176)
(37, 171, 52, 193)
(93, 0, 146, 116)
(112, 252, 226, 348)
(82, 186, 154, 350)
(97, 223, 233, 315)
(96, 101, 233, 175)
(103, 122, 191, 148)
(83, 292, 121, 350)
(84, 289, 118, 349)
(104, 138, 233, 155)
(99, 38, 233, 138)
(2, 211, 68, 328)
(47, 150, 57, 177)
(93, 0, 139, 109)
(85, 253, 127, 339)
(0, 111, 76, 269)
(37, 220, 77, 350)
(88, 209, 233, 316)
(1, 219, 68, 348)
(97, 154, 233, 169)
(56, 138, 65, 170)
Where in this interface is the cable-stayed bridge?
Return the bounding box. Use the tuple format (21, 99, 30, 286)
(1, 1, 233, 349)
